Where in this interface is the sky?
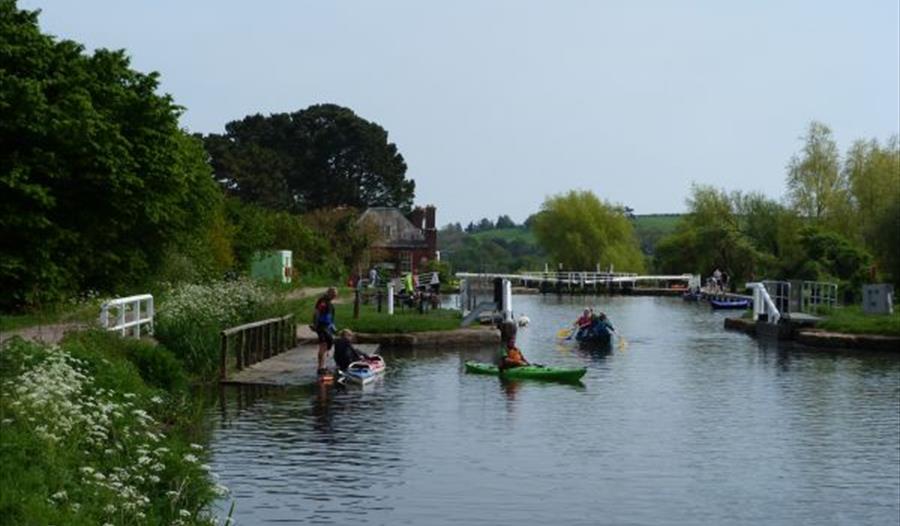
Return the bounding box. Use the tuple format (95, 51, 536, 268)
(22, 0, 900, 226)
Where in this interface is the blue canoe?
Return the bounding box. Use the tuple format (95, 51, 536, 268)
(575, 324, 612, 344)
(709, 298, 751, 310)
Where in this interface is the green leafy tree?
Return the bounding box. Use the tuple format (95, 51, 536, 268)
(844, 136, 900, 279)
(654, 186, 765, 285)
(787, 122, 851, 229)
(0, 1, 220, 310)
(205, 104, 415, 213)
(532, 190, 644, 271)
(495, 214, 516, 229)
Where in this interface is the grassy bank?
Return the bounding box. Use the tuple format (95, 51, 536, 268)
(0, 331, 227, 525)
(0, 300, 102, 333)
(817, 306, 900, 336)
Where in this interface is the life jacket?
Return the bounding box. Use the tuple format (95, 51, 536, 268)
(313, 296, 334, 327)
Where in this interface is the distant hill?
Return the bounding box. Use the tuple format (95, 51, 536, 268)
(632, 214, 683, 257)
(469, 227, 536, 244)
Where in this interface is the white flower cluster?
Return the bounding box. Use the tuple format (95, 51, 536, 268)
(2, 346, 229, 523)
(158, 279, 270, 327)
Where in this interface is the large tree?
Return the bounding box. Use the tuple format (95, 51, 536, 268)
(205, 104, 415, 213)
(0, 1, 221, 309)
(786, 122, 851, 226)
(532, 190, 644, 271)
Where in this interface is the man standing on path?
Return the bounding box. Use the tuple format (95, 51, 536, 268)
(313, 287, 338, 377)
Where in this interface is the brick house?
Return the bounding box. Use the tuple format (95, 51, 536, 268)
(358, 205, 437, 276)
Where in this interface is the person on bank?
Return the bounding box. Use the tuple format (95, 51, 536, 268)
(312, 287, 338, 376)
(333, 329, 370, 372)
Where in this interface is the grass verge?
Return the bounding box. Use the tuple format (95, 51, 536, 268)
(817, 306, 900, 336)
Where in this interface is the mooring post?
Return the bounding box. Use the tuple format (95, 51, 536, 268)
(219, 332, 228, 381)
(387, 282, 395, 315)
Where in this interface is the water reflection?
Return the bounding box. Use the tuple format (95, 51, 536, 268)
(207, 296, 900, 526)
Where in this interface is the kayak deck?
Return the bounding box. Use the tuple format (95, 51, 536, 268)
(464, 361, 586, 382)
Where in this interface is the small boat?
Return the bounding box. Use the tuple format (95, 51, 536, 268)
(341, 355, 386, 385)
(574, 324, 612, 344)
(709, 298, 751, 310)
(464, 361, 586, 383)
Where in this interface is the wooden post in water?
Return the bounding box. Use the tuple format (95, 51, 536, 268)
(220, 332, 228, 381)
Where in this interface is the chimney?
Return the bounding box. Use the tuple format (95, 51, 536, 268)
(425, 205, 436, 230)
(407, 206, 425, 230)
(408, 207, 425, 230)
(424, 205, 437, 256)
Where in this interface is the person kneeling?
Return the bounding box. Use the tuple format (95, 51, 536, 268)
(334, 329, 370, 372)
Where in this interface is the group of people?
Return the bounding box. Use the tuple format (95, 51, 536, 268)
(573, 307, 616, 339)
(312, 287, 371, 379)
(710, 268, 729, 293)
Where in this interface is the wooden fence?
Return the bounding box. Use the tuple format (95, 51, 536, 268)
(219, 314, 296, 380)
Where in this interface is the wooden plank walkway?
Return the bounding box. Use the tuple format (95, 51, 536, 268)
(221, 343, 379, 386)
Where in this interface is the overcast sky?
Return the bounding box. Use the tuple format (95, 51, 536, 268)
(23, 0, 899, 226)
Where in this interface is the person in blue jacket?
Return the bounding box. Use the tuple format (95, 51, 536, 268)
(313, 287, 337, 377)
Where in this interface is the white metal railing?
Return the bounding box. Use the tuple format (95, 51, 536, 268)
(99, 294, 154, 338)
(748, 282, 781, 325)
(800, 281, 838, 314)
(456, 271, 692, 285)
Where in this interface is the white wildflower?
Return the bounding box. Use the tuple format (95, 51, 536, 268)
(183, 453, 198, 463)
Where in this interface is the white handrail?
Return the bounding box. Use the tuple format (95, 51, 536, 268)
(99, 294, 154, 338)
(747, 283, 780, 325)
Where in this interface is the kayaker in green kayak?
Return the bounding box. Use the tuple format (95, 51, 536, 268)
(496, 319, 531, 370)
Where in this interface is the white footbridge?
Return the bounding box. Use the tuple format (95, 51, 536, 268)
(456, 271, 698, 287)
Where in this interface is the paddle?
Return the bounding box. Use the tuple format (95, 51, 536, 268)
(556, 327, 574, 340)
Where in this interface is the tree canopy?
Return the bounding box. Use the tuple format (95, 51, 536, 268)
(0, 1, 221, 309)
(532, 191, 644, 272)
(204, 104, 415, 213)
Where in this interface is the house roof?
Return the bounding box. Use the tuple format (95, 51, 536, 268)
(359, 208, 428, 249)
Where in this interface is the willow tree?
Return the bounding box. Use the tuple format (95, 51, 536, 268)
(786, 122, 852, 233)
(532, 190, 644, 272)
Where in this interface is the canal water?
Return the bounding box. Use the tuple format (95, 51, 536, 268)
(206, 295, 900, 525)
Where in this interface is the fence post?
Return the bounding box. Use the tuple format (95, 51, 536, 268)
(220, 332, 228, 381)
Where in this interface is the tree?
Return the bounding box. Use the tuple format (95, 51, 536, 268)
(844, 136, 900, 273)
(0, 1, 221, 310)
(204, 104, 415, 213)
(495, 214, 516, 229)
(532, 190, 644, 271)
(654, 185, 765, 284)
(787, 122, 850, 225)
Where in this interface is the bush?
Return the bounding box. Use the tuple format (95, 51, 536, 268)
(154, 319, 221, 381)
(155, 279, 272, 380)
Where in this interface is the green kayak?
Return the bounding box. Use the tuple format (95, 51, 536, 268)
(464, 361, 586, 382)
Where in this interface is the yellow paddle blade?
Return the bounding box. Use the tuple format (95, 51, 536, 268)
(556, 328, 573, 339)
(617, 336, 628, 350)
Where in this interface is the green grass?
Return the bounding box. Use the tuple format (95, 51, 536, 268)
(337, 303, 461, 333)
(817, 306, 900, 336)
(0, 301, 101, 332)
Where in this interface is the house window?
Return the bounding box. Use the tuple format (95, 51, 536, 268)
(398, 251, 412, 273)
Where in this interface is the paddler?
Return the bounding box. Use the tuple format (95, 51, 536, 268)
(333, 329, 371, 372)
(496, 319, 531, 370)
